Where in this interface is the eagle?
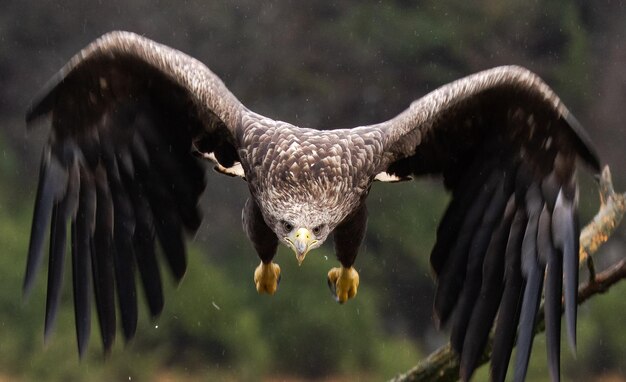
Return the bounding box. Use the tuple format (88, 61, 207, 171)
(24, 31, 600, 382)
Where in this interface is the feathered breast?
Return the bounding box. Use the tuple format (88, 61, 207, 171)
(237, 115, 386, 220)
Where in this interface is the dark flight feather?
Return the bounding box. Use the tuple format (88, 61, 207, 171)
(539, 205, 563, 382)
(135, 108, 204, 231)
(24, 147, 69, 296)
(459, 196, 516, 381)
(132, 145, 187, 281)
(119, 143, 164, 318)
(44, 204, 65, 340)
(44, 150, 80, 341)
(434, 169, 501, 327)
(552, 183, 579, 352)
(71, 166, 96, 357)
(92, 165, 117, 353)
(96, 100, 140, 341)
(513, 182, 545, 382)
(450, 161, 516, 354)
(490, 209, 527, 382)
(430, 155, 499, 277)
(513, 259, 545, 382)
(104, 148, 139, 341)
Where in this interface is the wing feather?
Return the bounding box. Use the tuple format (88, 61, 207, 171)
(24, 147, 69, 296)
(44, 146, 80, 341)
(429, 155, 500, 276)
(539, 204, 563, 382)
(450, 162, 516, 354)
(92, 164, 117, 353)
(71, 166, 96, 357)
(378, 66, 600, 381)
(513, 183, 546, 382)
(120, 157, 164, 318)
(433, 168, 501, 326)
(105, 151, 139, 341)
(491, 209, 527, 382)
(553, 182, 579, 352)
(458, 196, 516, 381)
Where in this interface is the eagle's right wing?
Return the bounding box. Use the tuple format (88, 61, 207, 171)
(24, 31, 245, 356)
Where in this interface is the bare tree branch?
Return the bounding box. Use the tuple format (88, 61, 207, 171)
(580, 167, 626, 263)
(390, 166, 626, 382)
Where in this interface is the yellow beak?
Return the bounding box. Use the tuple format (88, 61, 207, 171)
(286, 228, 317, 265)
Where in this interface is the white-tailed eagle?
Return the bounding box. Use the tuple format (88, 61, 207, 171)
(24, 31, 600, 381)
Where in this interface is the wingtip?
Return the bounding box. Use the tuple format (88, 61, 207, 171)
(100, 329, 115, 358)
(432, 293, 450, 330)
(566, 314, 577, 356)
(121, 316, 138, 343)
(459, 354, 480, 382)
(77, 334, 90, 360)
(43, 316, 56, 347)
(22, 272, 37, 301)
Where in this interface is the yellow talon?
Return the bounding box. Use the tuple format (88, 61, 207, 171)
(327, 266, 359, 303)
(254, 262, 281, 295)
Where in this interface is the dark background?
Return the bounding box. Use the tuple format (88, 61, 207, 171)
(0, 1, 625, 380)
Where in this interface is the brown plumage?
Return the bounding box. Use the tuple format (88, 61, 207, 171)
(24, 31, 600, 381)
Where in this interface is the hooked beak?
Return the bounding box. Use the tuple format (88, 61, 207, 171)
(285, 228, 318, 265)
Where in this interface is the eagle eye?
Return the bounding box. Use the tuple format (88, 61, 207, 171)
(312, 225, 324, 235)
(282, 221, 294, 232)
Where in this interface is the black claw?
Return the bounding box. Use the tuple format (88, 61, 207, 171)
(327, 276, 340, 303)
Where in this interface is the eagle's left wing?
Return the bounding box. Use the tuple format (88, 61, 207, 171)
(377, 66, 601, 382)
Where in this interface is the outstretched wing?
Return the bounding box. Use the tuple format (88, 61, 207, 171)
(24, 31, 245, 356)
(378, 66, 601, 382)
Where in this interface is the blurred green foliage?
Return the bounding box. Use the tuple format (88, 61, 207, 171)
(0, 1, 625, 381)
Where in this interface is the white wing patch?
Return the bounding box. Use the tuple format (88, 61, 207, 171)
(374, 171, 412, 183)
(203, 152, 246, 179)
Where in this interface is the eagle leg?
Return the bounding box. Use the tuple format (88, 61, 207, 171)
(242, 198, 280, 295)
(329, 203, 367, 303)
(327, 266, 359, 303)
(254, 262, 281, 295)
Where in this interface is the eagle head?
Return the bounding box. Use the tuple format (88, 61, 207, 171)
(274, 214, 329, 265)
(261, 180, 364, 265)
